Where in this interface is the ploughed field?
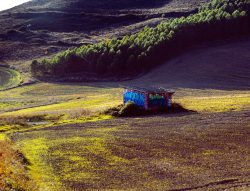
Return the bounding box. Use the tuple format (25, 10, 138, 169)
(11, 111, 250, 190)
(0, 0, 249, 189)
(132, 39, 250, 90)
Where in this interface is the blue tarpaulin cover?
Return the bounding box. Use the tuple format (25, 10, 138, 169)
(124, 90, 145, 107)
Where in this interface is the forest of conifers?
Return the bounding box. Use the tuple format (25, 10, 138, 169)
(31, 0, 250, 78)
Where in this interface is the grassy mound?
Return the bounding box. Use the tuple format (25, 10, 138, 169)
(104, 101, 191, 117)
(0, 67, 23, 91)
(104, 102, 146, 117)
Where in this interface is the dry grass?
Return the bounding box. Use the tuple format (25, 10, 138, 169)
(0, 83, 122, 116)
(0, 117, 29, 133)
(0, 140, 37, 191)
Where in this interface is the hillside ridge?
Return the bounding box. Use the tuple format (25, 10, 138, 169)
(0, 0, 208, 71)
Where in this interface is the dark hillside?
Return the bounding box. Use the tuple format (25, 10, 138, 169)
(30, 0, 250, 79)
(9, 0, 206, 12)
(0, 0, 208, 71)
(13, 0, 168, 11)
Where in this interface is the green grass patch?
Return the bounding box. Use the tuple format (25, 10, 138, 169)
(0, 101, 22, 111)
(0, 67, 23, 91)
(0, 133, 7, 141)
(0, 95, 121, 117)
(0, 83, 122, 116)
(0, 117, 29, 133)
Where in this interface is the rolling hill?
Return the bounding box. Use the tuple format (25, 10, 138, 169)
(131, 39, 250, 90)
(0, 1, 250, 190)
(0, 39, 249, 191)
(0, 0, 208, 71)
(28, 0, 250, 79)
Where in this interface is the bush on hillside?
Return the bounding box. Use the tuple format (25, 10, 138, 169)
(118, 101, 146, 117)
(103, 104, 123, 117)
(0, 140, 38, 191)
(103, 102, 146, 117)
(104, 102, 192, 117)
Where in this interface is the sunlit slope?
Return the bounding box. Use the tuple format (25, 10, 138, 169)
(132, 40, 250, 89)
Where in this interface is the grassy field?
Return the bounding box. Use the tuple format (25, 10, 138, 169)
(0, 82, 250, 133)
(0, 81, 249, 190)
(0, 82, 122, 115)
(0, 67, 23, 91)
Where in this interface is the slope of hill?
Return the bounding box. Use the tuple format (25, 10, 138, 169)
(29, 0, 250, 79)
(131, 39, 250, 90)
(0, 0, 208, 71)
(10, 0, 203, 11)
(0, 39, 249, 117)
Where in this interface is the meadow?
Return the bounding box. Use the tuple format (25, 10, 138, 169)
(0, 81, 250, 119)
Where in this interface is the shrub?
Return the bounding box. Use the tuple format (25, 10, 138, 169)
(118, 101, 146, 117)
(104, 102, 192, 117)
(103, 104, 123, 117)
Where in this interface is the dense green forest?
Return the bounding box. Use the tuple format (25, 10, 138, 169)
(31, 0, 250, 78)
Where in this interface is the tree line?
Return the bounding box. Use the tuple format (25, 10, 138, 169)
(31, 0, 250, 78)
